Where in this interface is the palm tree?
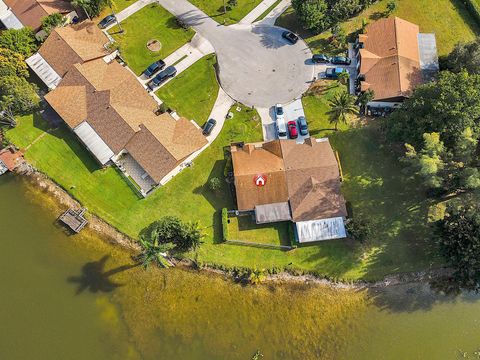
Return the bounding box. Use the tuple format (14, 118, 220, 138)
(137, 229, 173, 269)
(104, 0, 123, 32)
(357, 89, 375, 115)
(328, 91, 358, 131)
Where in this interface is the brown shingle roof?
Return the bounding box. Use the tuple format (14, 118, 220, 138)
(38, 21, 111, 77)
(4, 0, 73, 31)
(359, 17, 423, 101)
(44, 59, 206, 182)
(231, 139, 347, 222)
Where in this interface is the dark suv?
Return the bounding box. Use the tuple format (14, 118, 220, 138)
(99, 15, 116, 29)
(331, 56, 351, 65)
(312, 54, 330, 63)
(148, 66, 177, 90)
(143, 60, 166, 78)
(282, 31, 298, 44)
(202, 119, 217, 136)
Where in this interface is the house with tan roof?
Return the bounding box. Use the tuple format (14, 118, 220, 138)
(355, 17, 439, 107)
(44, 58, 207, 196)
(0, 0, 76, 33)
(231, 138, 348, 242)
(26, 21, 114, 89)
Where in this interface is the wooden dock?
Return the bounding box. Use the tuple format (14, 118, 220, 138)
(59, 208, 88, 233)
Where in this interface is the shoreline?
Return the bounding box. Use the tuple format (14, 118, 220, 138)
(16, 166, 452, 290)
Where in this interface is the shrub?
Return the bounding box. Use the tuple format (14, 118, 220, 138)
(346, 217, 372, 243)
(464, 0, 480, 27)
(208, 177, 221, 192)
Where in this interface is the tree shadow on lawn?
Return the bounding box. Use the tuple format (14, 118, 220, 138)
(323, 125, 440, 281)
(450, 0, 480, 34)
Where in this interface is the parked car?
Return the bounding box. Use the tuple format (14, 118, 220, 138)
(99, 15, 116, 29)
(312, 54, 330, 63)
(331, 56, 351, 65)
(202, 118, 217, 136)
(287, 121, 298, 139)
(297, 116, 309, 136)
(325, 67, 348, 79)
(143, 60, 166, 78)
(282, 31, 298, 44)
(275, 103, 284, 122)
(147, 66, 177, 89)
(277, 119, 288, 140)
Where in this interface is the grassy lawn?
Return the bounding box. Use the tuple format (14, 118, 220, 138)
(109, 4, 195, 75)
(276, 0, 480, 56)
(227, 216, 291, 246)
(96, 0, 136, 20)
(156, 55, 219, 125)
(302, 80, 351, 138)
(254, 0, 282, 22)
(189, 0, 263, 24)
(6, 103, 442, 280)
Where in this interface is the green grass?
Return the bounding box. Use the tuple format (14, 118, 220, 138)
(276, 0, 480, 56)
(156, 55, 219, 125)
(109, 4, 195, 75)
(188, 0, 263, 24)
(96, 0, 137, 21)
(7, 113, 46, 149)
(254, 0, 282, 22)
(302, 80, 350, 138)
(227, 216, 291, 246)
(7, 103, 442, 280)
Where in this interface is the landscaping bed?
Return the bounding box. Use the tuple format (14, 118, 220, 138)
(188, 0, 263, 24)
(109, 4, 195, 75)
(156, 54, 219, 125)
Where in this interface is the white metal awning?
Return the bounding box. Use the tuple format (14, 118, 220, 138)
(0, 1, 23, 29)
(25, 53, 62, 90)
(74, 121, 115, 165)
(295, 217, 347, 243)
(255, 202, 292, 224)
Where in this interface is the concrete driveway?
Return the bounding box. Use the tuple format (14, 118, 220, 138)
(157, 0, 314, 108)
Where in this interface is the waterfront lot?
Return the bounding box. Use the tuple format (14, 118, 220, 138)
(226, 216, 291, 247)
(276, 0, 480, 56)
(188, 0, 263, 24)
(109, 4, 195, 75)
(156, 54, 219, 124)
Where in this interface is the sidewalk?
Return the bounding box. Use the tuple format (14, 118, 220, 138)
(105, 0, 155, 30)
(239, 0, 279, 25)
(257, 0, 291, 26)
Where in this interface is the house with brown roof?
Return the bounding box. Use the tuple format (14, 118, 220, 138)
(0, 0, 76, 33)
(44, 59, 207, 196)
(26, 21, 114, 89)
(231, 138, 348, 242)
(355, 17, 439, 107)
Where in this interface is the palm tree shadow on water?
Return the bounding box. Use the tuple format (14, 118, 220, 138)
(67, 255, 140, 295)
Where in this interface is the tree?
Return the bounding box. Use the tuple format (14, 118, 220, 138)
(385, 0, 397, 16)
(337, 70, 350, 85)
(328, 91, 357, 130)
(104, 0, 123, 32)
(346, 217, 372, 243)
(137, 231, 173, 269)
(0, 28, 37, 57)
(0, 76, 39, 115)
(208, 177, 221, 192)
(357, 89, 374, 115)
(0, 48, 28, 78)
(228, 0, 238, 8)
(41, 13, 65, 35)
(291, 0, 328, 34)
(445, 38, 480, 75)
(249, 269, 266, 285)
(72, 0, 92, 19)
(437, 201, 480, 288)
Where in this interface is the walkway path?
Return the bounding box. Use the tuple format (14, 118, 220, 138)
(157, 0, 313, 108)
(239, 0, 280, 25)
(257, 0, 292, 26)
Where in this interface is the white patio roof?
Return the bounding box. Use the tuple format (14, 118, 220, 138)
(74, 121, 115, 165)
(295, 217, 347, 243)
(0, 1, 23, 29)
(25, 53, 62, 90)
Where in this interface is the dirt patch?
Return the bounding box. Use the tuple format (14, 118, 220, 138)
(146, 39, 161, 52)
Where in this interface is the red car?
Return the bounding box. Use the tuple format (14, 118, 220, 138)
(287, 120, 298, 139)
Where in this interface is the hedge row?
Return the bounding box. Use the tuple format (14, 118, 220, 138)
(464, 0, 480, 26)
(221, 208, 229, 241)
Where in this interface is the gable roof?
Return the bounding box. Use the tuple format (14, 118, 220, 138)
(4, 0, 73, 31)
(38, 21, 111, 77)
(45, 59, 207, 182)
(359, 17, 423, 101)
(231, 139, 347, 222)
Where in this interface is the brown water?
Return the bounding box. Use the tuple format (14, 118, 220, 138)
(2, 173, 480, 359)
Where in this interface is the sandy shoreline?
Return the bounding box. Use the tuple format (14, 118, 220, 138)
(16, 167, 452, 289)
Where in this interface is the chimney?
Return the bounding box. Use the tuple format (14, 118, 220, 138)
(244, 144, 255, 155)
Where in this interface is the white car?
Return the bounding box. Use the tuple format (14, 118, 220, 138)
(275, 103, 284, 123)
(276, 118, 288, 140)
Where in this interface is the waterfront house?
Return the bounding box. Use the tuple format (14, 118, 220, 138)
(354, 17, 439, 110)
(231, 138, 348, 242)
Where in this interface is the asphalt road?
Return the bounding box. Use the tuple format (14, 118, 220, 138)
(158, 0, 314, 108)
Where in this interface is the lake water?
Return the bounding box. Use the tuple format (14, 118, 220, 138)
(2, 173, 480, 359)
